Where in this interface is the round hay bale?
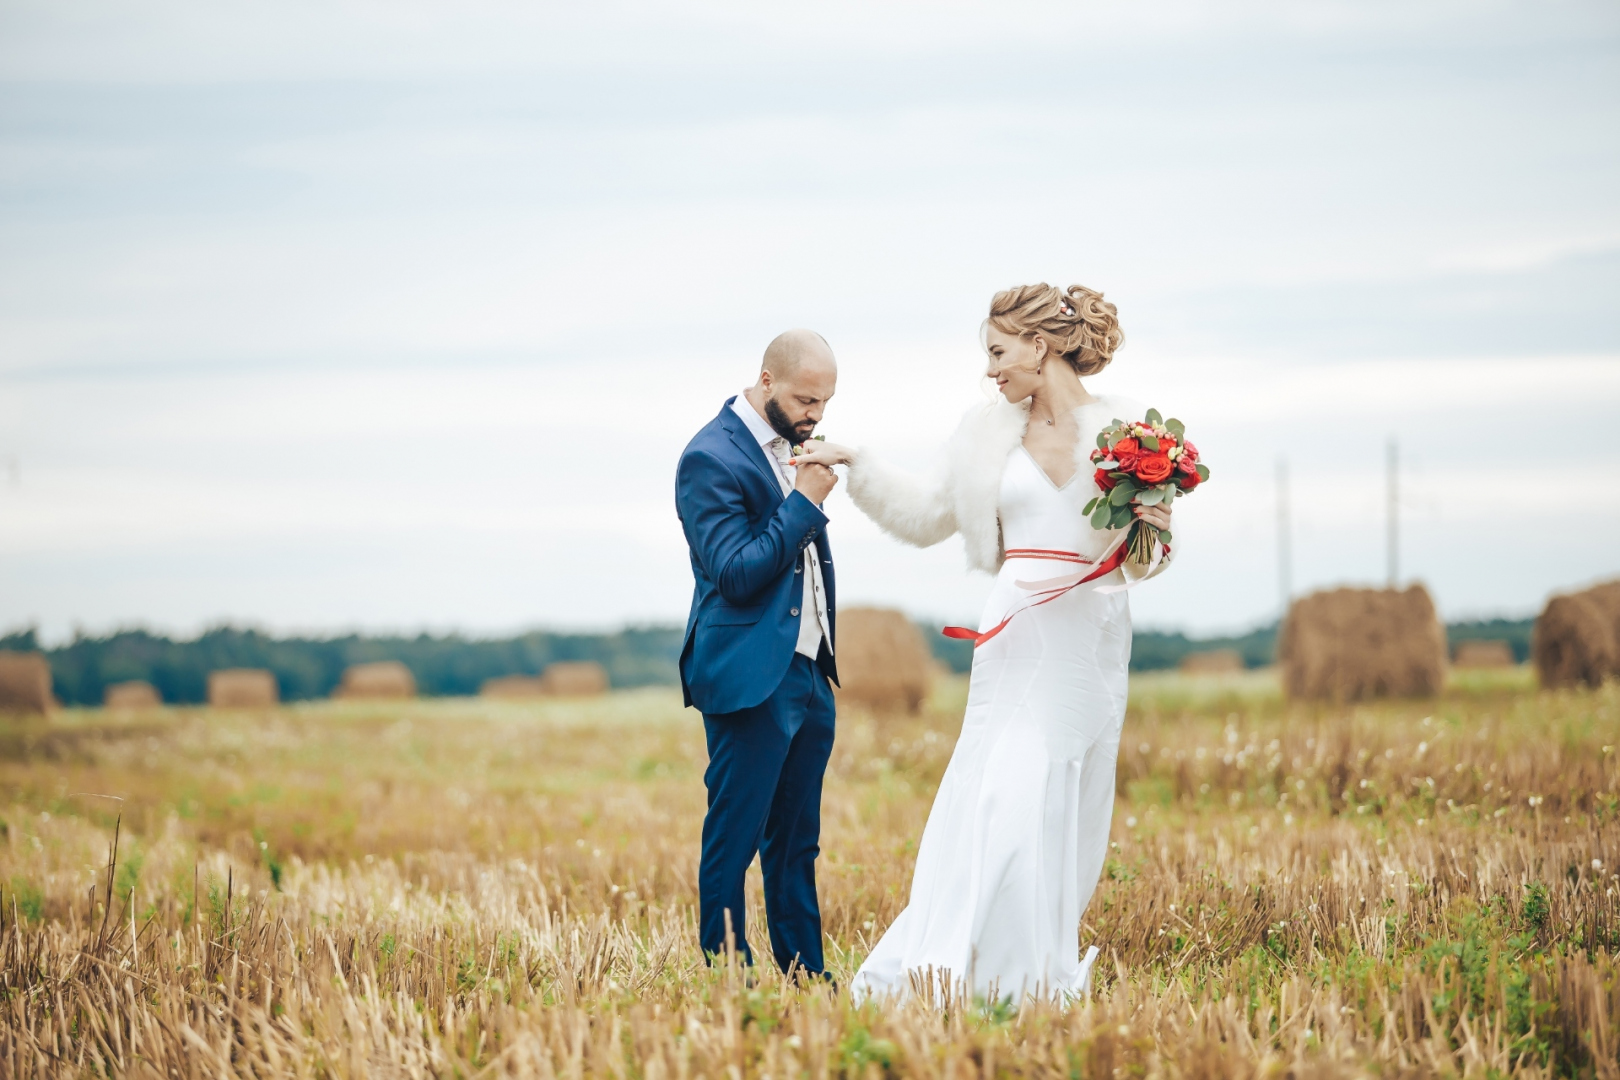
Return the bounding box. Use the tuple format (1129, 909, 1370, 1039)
(1587, 580, 1620, 636)
(104, 680, 161, 709)
(480, 675, 548, 699)
(335, 661, 416, 700)
(0, 651, 55, 715)
(1533, 590, 1616, 689)
(207, 669, 279, 708)
(539, 661, 609, 697)
(832, 607, 935, 714)
(1178, 649, 1244, 675)
(1452, 640, 1515, 668)
(1278, 585, 1446, 701)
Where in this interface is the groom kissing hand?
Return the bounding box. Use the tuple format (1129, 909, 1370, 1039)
(674, 329, 840, 980)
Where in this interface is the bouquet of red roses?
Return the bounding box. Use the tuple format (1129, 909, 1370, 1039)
(1083, 408, 1208, 566)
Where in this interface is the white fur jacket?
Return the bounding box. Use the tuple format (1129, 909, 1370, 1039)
(846, 394, 1170, 578)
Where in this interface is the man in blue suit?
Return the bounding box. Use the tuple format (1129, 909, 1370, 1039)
(675, 329, 840, 978)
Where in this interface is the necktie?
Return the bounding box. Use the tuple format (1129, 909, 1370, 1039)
(769, 438, 794, 494)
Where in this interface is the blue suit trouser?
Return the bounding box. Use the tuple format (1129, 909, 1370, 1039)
(699, 652, 836, 974)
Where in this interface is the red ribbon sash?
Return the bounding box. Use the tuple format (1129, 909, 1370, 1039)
(941, 545, 1132, 648)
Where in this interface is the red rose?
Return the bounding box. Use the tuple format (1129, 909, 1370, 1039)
(1177, 469, 1201, 491)
(1135, 452, 1174, 484)
(1094, 467, 1117, 491)
(1111, 437, 1140, 469)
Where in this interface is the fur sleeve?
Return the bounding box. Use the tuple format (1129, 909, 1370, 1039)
(845, 451, 958, 549)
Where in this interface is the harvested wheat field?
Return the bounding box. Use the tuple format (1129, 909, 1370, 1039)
(1, 667, 1616, 1077)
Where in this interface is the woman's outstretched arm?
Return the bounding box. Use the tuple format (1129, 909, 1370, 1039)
(823, 445, 958, 549)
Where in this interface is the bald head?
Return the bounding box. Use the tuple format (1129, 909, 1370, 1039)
(761, 328, 836, 380)
(747, 328, 837, 445)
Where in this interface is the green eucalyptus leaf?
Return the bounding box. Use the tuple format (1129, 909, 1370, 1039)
(1090, 501, 1113, 530)
(1159, 529, 1173, 544)
(1111, 504, 1135, 529)
(1166, 418, 1185, 438)
(1137, 487, 1163, 506)
(1109, 483, 1135, 506)
(1096, 432, 1111, 450)
(1145, 407, 1163, 426)
(1082, 497, 1099, 515)
(1195, 464, 1210, 481)
(1139, 435, 1160, 451)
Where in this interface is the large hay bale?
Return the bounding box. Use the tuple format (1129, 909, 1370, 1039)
(480, 675, 548, 699)
(1452, 640, 1514, 668)
(1534, 587, 1618, 689)
(1178, 649, 1244, 675)
(832, 607, 935, 714)
(207, 668, 279, 708)
(1278, 585, 1446, 701)
(1588, 581, 1620, 638)
(0, 651, 55, 715)
(335, 661, 416, 700)
(104, 680, 162, 709)
(539, 662, 609, 697)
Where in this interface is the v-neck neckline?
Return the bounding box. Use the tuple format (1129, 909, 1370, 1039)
(1019, 444, 1078, 492)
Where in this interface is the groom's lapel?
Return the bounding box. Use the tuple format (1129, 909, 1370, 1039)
(721, 403, 787, 506)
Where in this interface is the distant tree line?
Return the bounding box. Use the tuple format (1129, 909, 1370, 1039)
(925, 616, 1535, 675)
(1, 615, 1534, 706)
(0, 626, 684, 706)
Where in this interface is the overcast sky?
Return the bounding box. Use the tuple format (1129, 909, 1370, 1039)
(2, 0, 1617, 642)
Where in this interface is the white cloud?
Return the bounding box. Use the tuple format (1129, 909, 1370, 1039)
(0, 0, 1616, 639)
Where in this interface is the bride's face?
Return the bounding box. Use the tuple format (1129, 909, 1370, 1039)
(984, 327, 1047, 404)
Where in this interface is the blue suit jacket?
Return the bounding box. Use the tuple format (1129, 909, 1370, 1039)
(676, 398, 839, 715)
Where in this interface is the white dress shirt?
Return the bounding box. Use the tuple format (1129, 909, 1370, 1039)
(730, 393, 832, 662)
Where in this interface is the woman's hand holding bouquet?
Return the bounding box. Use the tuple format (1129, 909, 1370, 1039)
(1084, 408, 1208, 566)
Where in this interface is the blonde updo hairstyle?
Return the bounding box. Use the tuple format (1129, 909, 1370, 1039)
(985, 283, 1123, 377)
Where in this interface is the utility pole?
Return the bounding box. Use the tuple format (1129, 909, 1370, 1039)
(1386, 439, 1399, 588)
(1276, 458, 1292, 617)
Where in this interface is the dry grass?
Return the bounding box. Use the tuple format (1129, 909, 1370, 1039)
(1, 667, 1616, 1077)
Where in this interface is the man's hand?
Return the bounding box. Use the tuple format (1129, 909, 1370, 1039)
(794, 461, 838, 504)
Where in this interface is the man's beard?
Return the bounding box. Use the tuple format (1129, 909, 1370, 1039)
(764, 394, 815, 445)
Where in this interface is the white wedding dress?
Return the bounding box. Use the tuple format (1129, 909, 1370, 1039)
(851, 428, 1154, 1002)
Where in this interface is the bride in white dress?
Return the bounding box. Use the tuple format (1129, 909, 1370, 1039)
(791, 283, 1175, 1002)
